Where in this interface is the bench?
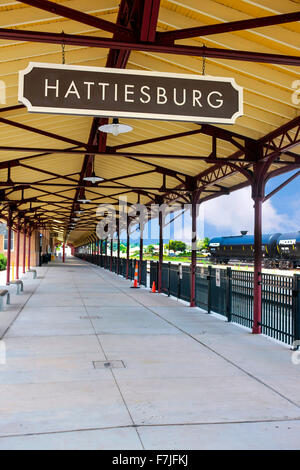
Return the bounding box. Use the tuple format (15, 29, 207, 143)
(28, 269, 37, 279)
(10, 279, 24, 294)
(0, 289, 10, 311)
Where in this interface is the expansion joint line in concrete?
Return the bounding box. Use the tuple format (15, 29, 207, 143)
(88, 262, 300, 412)
(71, 272, 145, 450)
(1, 416, 300, 440)
(1, 267, 50, 341)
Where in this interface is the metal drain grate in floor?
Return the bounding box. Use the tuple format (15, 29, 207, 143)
(93, 360, 125, 369)
(80, 316, 102, 319)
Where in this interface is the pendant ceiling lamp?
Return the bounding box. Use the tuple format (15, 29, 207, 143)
(77, 189, 91, 204)
(98, 118, 133, 136)
(83, 156, 104, 184)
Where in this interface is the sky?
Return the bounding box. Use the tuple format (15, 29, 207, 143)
(119, 168, 300, 243)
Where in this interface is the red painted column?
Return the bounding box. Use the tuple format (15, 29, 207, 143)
(28, 228, 31, 271)
(62, 242, 65, 263)
(110, 237, 113, 271)
(16, 222, 20, 280)
(126, 218, 130, 279)
(190, 196, 198, 307)
(117, 229, 120, 274)
(252, 196, 263, 334)
(158, 208, 163, 293)
(104, 238, 108, 268)
(6, 208, 12, 285)
(22, 224, 26, 274)
(139, 223, 144, 285)
(100, 239, 103, 266)
(252, 162, 265, 335)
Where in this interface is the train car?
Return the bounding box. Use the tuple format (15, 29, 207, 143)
(276, 232, 300, 268)
(208, 232, 280, 264)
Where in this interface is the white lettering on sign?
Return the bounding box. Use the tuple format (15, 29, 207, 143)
(157, 87, 167, 104)
(45, 79, 59, 97)
(140, 86, 151, 104)
(173, 88, 186, 106)
(192, 89, 202, 107)
(42, 80, 228, 109)
(64, 80, 80, 99)
(20, 63, 243, 124)
(209, 242, 220, 247)
(98, 82, 109, 100)
(125, 84, 134, 102)
(84, 82, 95, 100)
(207, 91, 223, 108)
(279, 239, 296, 246)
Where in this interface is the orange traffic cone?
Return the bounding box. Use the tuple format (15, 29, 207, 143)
(151, 281, 156, 293)
(131, 261, 140, 289)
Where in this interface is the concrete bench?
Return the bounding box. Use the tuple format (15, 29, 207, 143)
(10, 279, 24, 294)
(28, 269, 37, 279)
(0, 289, 10, 311)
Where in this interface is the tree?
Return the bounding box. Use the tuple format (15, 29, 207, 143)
(120, 243, 127, 253)
(197, 237, 210, 251)
(146, 244, 155, 254)
(168, 240, 186, 253)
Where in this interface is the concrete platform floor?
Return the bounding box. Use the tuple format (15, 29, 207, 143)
(0, 256, 300, 450)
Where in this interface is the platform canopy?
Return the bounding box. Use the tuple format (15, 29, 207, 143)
(0, 0, 299, 245)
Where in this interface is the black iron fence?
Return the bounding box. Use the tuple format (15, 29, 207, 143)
(76, 253, 147, 287)
(148, 261, 300, 347)
(75, 253, 300, 347)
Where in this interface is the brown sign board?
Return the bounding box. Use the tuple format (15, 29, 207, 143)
(19, 63, 243, 124)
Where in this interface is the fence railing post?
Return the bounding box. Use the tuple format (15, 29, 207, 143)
(207, 265, 212, 314)
(168, 262, 171, 296)
(177, 263, 182, 300)
(226, 267, 232, 322)
(293, 274, 300, 348)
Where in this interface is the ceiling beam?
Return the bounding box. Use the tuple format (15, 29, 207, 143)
(0, 117, 88, 148)
(0, 145, 298, 164)
(263, 169, 300, 202)
(18, 0, 133, 38)
(157, 11, 300, 43)
(108, 128, 204, 151)
(0, 105, 25, 113)
(1, 28, 299, 65)
(140, 0, 161, 42)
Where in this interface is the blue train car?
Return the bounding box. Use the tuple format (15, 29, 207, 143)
(208, 232, 280, 265)
(276, 232, 300, 268)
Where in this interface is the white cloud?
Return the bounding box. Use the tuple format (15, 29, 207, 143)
(203, 187, 296, 235)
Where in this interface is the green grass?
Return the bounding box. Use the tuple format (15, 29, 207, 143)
(128, 253, 211, 264)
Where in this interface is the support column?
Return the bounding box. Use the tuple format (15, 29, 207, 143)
(158, 207, 163, 293)
(62, 242, 65, 263)
(252, 163, 265, 335)
(139, 223, 144, 285)
(117, 228, 120, 275)
(100, 239, 103, 266)
(126, 217, 130, 279)
(110, 237, 113, 271)
(22, 223, 26, 274)
(6, 208, 12, 286)
(16, 221, 20, 280)
(27, 226, 31, 271)
(252, 196, 263, 334)
(190, 194, 198, 307)
(105, 238, 108, 268)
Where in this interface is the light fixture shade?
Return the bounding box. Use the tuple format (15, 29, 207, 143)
(77, 190, 91, 203)
(83, 171, 104, 183)
(99, 118, 133, 136)
(77, 199, 91, 203)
